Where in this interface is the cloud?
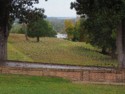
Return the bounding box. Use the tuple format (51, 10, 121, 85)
(35, 0, 76, 17)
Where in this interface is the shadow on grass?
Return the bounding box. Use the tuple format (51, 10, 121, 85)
(71, 46, 118, 67)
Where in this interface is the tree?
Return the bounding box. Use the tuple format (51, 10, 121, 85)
(0, 0, 46, 61)
(84, 18, 116, 55)
(72, 19, 80, 41)
(27, 19, 56, 42)
(64, 19, 82, 41)
(78, 18, 89, 42)
(74, 17, 116, 56)
(64, 19, 75, 40)
(71, 0, 125, 68)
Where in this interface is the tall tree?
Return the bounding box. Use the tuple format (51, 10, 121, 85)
(0, 0, 45, 62)
(84, 18, 116, 55)
(71, 0, 125, 68)
(27, 19, 56, 42)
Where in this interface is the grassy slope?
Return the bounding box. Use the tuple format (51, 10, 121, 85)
(8, 43, 32, 61)
(8, 34, 118, 67)
(0, 74, 125, 94)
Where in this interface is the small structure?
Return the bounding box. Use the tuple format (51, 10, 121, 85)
(56, 33, 67, 39)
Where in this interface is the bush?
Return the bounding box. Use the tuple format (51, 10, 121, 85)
(10, 23, 26, 34)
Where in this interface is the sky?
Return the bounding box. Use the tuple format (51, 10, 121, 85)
(35, 0, 76, 17)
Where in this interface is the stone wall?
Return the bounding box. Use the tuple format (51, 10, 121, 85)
(0, 66, 125, 83)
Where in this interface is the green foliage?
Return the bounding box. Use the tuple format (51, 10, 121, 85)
(84, 18, 116, 54)
(10, 23, 26, 34)
(10, 23, 21, 33)
(27, 19, 57, 42)
(78, 18, 90, 42)
(64, 18, 88, 42)
(46, 22, 57, 37)
(71, 0, 123, 55)
(0, 0, 46, 61)
(0, 0, 46, 26)
(71, 0, 125, 22)
(0, 74, 125, 94)
(72, 20, 80, 41)
(64, 19, 79, 41)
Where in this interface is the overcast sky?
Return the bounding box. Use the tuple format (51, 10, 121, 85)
(35, 0, 76, 17)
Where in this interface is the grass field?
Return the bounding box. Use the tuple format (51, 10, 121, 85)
(0, 74, 124, 94)
(8, 34, 118, 67)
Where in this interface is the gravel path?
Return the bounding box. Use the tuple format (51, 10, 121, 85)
(1, 61, 115, 71)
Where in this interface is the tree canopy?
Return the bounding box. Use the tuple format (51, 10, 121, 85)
(71, 0, 125, 68)
(27, 19, 56, 42)
(0, 0, 46, 37)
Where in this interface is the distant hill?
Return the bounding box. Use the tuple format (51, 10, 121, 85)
(53, 17, 76, 19)
(46, 17, 76, 33)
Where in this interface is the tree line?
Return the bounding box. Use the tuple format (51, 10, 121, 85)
(10, 19, 57, 42)
(64, 18, 116, 57)
(71, 0, 125, 68)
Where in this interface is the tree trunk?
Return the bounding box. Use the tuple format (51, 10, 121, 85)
(0, 27, 8, 64)
(110, 48, 116, 59)
(23, 23, 29, 41)
(25, 33, 29, 41)
(117, 19, 125, 68)
(101, 46, 107, 54)
(122, 19, 125, 68)
(37, 37, 39, 42)
(0, 0, 10, 64)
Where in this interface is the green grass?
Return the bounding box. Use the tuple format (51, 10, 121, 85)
(8, 43, 33, 61)
(0, 74, 124, 94)
(8, 34, 118, 67)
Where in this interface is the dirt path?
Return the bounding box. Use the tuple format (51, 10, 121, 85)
(3, 60, 115, 71)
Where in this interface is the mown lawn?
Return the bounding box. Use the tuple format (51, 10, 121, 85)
(8, 34, 118, 67)
(0, 74, 124, 94)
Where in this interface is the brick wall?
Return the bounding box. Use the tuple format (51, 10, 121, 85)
(0, 66, 125, 83)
